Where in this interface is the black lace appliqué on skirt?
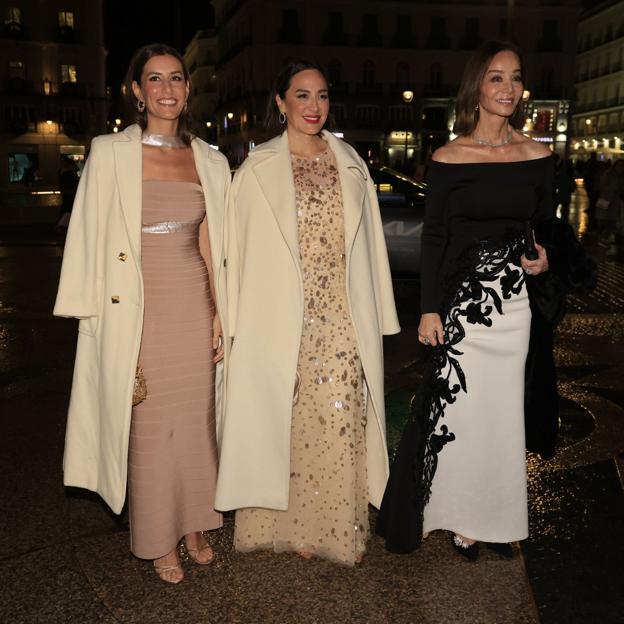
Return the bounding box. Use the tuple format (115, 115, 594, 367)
(376, 231, 526, 553)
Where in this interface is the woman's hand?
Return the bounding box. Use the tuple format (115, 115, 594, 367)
(418, 312, 444, 346)
(521, 243, 549, 276)
(213, 315, 224, 363)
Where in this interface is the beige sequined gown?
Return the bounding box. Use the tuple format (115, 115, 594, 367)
(128, 180, 222, 560)
(235, 146, 368, 566)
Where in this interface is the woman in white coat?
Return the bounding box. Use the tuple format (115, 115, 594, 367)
(54, 44, 230, 583)
(215, 61, 400, 565)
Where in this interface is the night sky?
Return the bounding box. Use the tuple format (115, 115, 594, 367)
(103, 0, 215, 91)
(102, 0, 606, 94)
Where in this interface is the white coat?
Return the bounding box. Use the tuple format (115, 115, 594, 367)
(215, 130, 400, 512)
(53, 124, 230, 514)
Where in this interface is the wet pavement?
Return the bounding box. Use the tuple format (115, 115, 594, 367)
(1, 189, 623, 623)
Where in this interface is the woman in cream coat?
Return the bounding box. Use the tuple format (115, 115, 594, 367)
(55, 44, 230, 583)
(215, 61, 399, 565)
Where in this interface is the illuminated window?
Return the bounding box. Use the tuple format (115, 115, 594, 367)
(59, 11, 74, 28)
(61, 64, 78, 83)
(5, 7, 21, 24)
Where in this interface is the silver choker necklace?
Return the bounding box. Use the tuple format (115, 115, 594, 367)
(473, 130, 513, 148)
(141, 132, 185, 148)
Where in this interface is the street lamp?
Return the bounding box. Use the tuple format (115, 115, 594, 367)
(402, 90, 414, 168)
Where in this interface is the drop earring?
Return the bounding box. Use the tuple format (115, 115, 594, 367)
(279, 111, 286, 125)
(137, 100, 145, 112)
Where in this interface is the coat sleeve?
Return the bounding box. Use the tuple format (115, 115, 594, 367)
(53, 138, 103, 320)
(365, 171, 401, 336)
(224, 170, 240, 338)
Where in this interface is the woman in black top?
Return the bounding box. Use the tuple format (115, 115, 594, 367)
(377, 41, 553, 560)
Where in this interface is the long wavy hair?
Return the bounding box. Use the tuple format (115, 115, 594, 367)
(265, 59, 334, 134)
(123, 43, 196, 146)
(453, 40, 526, 136)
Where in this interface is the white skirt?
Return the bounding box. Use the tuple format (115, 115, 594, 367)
(422, 250, 531, 543)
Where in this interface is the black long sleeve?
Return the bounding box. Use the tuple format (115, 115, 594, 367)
(420, 155, 555, 314)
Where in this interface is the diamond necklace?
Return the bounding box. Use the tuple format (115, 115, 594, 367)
(141, 132, 185, 148)
(473, 129, 513, 148)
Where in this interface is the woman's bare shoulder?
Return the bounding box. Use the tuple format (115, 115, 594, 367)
(514, 133, 552, 159)
(431, 138, 471, 163)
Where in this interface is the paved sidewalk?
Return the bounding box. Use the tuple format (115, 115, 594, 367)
(0, 189, 622, 623)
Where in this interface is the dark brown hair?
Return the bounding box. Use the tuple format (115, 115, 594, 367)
(265, 59, 334, 133)
(123, 43, 195, 146)
(453, 40, 526, 136)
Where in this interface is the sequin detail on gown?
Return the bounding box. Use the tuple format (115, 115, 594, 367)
(234, 146, 368, 566)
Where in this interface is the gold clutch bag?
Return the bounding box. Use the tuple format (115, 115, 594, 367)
(132, 366, 147, 406)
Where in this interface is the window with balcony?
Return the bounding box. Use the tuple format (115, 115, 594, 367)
(605, 23, 613, 43)
(499, 18, 508, 39)
(9, 60, 25, 79)
(393, 15, 415, 48)
(425, 17, 450, 50)
(429, 63, 443, 89)
(328, 59, 344, 92)
(362, 60, 375, 88)
(538, 20, 562, 52)
(59, 11, 74, 28)
(4, 7, 23, 36)
(358, 14, 382, 47)
(61, 64, 78, 83)
(7, 60, 26, 93)
(461, 17, 481, 50)
(396, 62, 409, 87)
(324, 12, 347, 46)
(277, 9, 303, 44)
(58, 10, 76, 42)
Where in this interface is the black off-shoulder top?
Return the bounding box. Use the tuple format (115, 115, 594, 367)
(420, 155, 555, 313)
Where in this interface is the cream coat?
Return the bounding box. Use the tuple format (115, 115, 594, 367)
(215, 130, 400, 512)
(54, 124, 230, 514)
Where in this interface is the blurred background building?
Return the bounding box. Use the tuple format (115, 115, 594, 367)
(571, 0, 624, 161)
(0, 0, 107, 201)
(183, 29, 218, 146)
(211, 0, 581, 167)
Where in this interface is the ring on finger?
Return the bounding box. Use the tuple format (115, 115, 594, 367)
(524, 267, 533, 275)
(424, 337, 431, 345)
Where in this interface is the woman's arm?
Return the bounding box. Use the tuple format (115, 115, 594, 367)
(420, 162, 450, 314)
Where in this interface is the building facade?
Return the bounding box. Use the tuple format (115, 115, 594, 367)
(571, 0, 624, 161)
(183, 28, 219, 146)
(0, 0, 107, 200)
(211, 0, 581, 167)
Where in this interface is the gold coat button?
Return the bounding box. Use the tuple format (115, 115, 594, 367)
(111, 296, 120, 304)
(118, 252, 127, 261)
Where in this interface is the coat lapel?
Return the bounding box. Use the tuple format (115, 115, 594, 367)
(322, 131, 367, 260)
(113, 125, 142, 260)
(251, 132, 301, 268)
(193, 139, 226, 271)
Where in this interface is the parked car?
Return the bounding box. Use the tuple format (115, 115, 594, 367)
(370, 166, 426, 274)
